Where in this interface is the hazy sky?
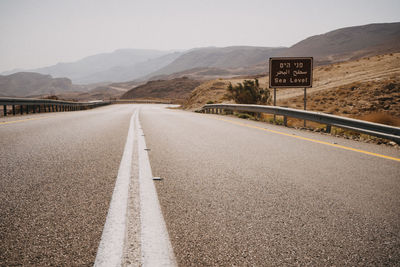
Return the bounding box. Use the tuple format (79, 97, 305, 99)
(0, 0, 399, 72)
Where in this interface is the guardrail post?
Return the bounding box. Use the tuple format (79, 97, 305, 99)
(326, 125, 331, 133)
(284, 116, 287, 127)
(3, 105, 7, 116)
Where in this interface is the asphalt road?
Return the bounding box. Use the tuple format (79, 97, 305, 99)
(1, 104, 399, 266)
(0, 105, 134, 266)
(140, 106, 400, 266)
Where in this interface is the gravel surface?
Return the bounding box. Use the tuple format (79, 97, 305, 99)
(0, 105, 134, 266)
(140, 107, 400, 266)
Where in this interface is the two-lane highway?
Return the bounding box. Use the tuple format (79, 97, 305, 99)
(1, 104, 399, 266)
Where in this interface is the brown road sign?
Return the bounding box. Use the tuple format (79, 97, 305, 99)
(269, 57, 313, 88)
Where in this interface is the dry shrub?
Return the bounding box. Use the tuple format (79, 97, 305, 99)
(358, 112, 400, 126)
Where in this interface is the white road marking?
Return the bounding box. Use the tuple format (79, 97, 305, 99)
(136, 109, 177, 267)
(94, 107, 176, 266)
(94, 110, 136, 267)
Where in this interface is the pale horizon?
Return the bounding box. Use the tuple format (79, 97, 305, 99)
(1, 0, 399, 73)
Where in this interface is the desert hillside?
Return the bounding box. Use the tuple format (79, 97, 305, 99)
(146, 22, 400, 81)
(282, 22, 400, 64)
(279, 78, 400, 126)
(184, 80, 233, 109)
(183, 53, 400, 125)
(121, 77, 202, 101)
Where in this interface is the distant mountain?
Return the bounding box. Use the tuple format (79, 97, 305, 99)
(0, 72, 74, 97)
(2, 22, 399, 86)
(282, 22, 400, 64)
(144, 46, 285, 79)
(2, 49, 177, 84)
(76, 51, 183, 84)
(142, 22, 400, 80)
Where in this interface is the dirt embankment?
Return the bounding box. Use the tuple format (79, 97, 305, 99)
(183, 53, 400, 126)
(121, 77, 201, 101)
(183, 80, 234, 110)
(279, 78, 400, 126)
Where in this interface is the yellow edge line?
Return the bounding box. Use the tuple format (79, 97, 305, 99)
(0, 116, 51, 125)
(214, 116, 400, 162)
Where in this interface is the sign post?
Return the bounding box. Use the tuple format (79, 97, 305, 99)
(269, 57, 313, 126)
(304, 87, 307, 127)
(273, 88, 276, 123)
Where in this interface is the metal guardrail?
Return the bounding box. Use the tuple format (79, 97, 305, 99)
(0, 97, 111, 116)
(111, 99, 173, 104)
(202, 103, 400, 143)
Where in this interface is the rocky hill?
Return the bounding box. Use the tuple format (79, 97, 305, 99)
(121, 77, 202, 101)
(0, 72, 74, 97)
(145, 22, 400, 80)
(282, 22, 400, 64)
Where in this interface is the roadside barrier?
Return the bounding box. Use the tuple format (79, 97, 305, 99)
(0, 97, 110, 116)
(202, 103, 400, 143)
